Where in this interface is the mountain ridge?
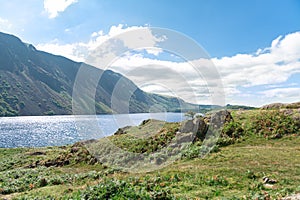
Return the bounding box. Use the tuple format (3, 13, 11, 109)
(0, 32, 200, 116)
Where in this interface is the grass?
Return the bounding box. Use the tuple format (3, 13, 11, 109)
(0, 109, 299, 199)
(110, 119, 180, 153)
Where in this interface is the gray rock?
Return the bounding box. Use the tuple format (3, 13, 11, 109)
(179, 117, 207, 137)
(179, 117, 208, 141)
(180, 119, 197, 133)
(176, 132, 195, 143)
(263, 176, 277, 184)
(207, 110, 233, 129)
(196, 117, 208, 139)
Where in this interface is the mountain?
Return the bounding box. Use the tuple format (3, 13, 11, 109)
(0, 32, 199, 116)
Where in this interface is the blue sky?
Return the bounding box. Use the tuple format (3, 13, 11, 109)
(0, 0, 300, 106)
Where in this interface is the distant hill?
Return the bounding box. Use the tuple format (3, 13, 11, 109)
(197, 104, 256, 114)
(225, 104, 256, 110)
(261, 102, 300, 110)
(0, 32, 200, 116)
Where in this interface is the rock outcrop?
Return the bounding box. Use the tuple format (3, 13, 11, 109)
(205, 110, 233, 129)
(178, 110, 233, 141)
(179, 117, 208, 140)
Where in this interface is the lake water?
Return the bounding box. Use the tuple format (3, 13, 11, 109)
(0, 113, 184, 148)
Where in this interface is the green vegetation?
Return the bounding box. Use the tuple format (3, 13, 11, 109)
(231, 109, 299, 138)
(0, 109, 299, 199)
(43, 110, 55, 116)
(111, 120, 179, 154)
(0, 80, 19, 116)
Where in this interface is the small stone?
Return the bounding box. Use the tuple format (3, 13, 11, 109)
(39, 178, 47, 187)
(263, 176, 277, 184)
(271, 133, 282, 139)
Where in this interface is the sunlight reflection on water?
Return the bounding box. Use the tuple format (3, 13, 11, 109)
(0, 113, 184, 148)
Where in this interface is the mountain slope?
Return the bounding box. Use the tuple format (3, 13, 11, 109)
(0, 32, 198, 116)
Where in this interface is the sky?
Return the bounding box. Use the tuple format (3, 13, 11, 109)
(0, 0, 300, 106)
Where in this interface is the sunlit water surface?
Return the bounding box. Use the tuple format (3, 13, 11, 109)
(0, 113, 184, 148)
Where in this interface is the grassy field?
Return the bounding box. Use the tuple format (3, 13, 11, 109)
(0, 109, 299, 199)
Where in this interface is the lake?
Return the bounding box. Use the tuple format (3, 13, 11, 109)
(0, 113, 184, 148)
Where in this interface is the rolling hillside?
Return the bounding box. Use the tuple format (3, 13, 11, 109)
(0, 32, 199, 116)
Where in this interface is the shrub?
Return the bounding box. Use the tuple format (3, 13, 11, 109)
(241, 110, 298, 137)
(221, 121, 244, 138)
(70, 180, 150, 199)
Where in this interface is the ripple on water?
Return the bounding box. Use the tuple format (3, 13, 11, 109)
(0, 113, 184, 148)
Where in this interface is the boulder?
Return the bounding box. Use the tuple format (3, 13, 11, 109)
(179, 117, 208, 140)
(196, 117, 208, 139)
(206, 110, 233, 129)
(176, 132, 195, 143)
(263, 176, 277, 184)
(178, 110, 234, 142)
(180, 119, 197, 133)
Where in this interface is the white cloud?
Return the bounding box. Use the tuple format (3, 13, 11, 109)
(144, 48, 163, 56)
(88, 24, 162, 47)
(36, 39, 85, 62)
(210, 32, 300, 104)
(109, 31, 300, 105)
(261, 87, 300, 98)
(0, 17, 12, 32)
(36, 26, 300, 106)
(44, 0, 78, 19)
(140, 84, 179, 97)
(109, 54, 221, 105)
(265, 83, 298, 89)
(36, 24, 164, 62)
